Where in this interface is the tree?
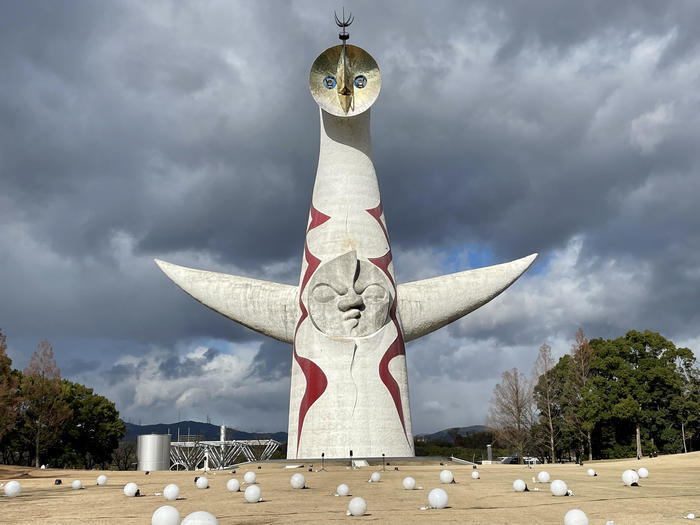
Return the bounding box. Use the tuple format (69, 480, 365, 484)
(589, 330, 691, 458)
(532, 344, 558, 462)
(672, 352, 700, 453)
(21, 340, 72, 467)
(487, 368, 535, 463)
(0, 330, 20, 444)
(564, 328, 597, 461)
(51, 381, 126, 469)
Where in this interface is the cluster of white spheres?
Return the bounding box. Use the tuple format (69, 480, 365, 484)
(163, 483, 180, 501)
(96, 475, 107, 486)
(181, 510, 219, 525)
(471, 471, 480, 480)
(439, 469, 454, 484)
(369, 472, 381, 483)
(402, 477, 416, 490)
(564, 509, 589, 525)
(513, 479, 527, 492)
(226, 478, 240, 492)
(290, 473, 305, 489)
(151, 505, 181, 525)
(348, 496, 367, 516)
(336, 483, 350, 497)
(638, 467, 649, 478)
(4, 480, 21, 498)
(123, 482, 139, 497)
(587, 468, 596, 477)
(195, 476, 209, 489)
(622, 469, 640, 486)
(243, 471, 256, 484)
(538, 471, 551, 483)
(71, 480, 82, 490)
(551, 479, 568, 496)
(244, 484, 261, 503)
(428, 488, 448, 509)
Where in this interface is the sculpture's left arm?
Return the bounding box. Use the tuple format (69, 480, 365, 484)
(397, 253, 537, 342)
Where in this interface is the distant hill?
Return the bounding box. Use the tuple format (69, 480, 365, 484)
(124, 420, 287, 443)
(416, 425, 487, 442)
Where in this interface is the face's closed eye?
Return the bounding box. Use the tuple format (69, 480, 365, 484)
(359, 283, 387, 304)
(312, 283, 341, 303)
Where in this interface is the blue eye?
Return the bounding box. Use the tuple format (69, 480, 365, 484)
(323, 76, 336, 89)
(354, 75, 367, 88)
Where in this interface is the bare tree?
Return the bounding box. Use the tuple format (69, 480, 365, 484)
(0, 329, 20, 444)
(533, 344, 557, 462)
(565, 328, 595, 461)
(487, 367, 535, 463)
(21, 340, 72, 468)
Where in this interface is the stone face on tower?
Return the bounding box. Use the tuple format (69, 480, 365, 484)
(155, 32, 537, 459)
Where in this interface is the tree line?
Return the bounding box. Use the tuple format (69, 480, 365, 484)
(488, 329, 699, 463)
(0, 329, 126, 468)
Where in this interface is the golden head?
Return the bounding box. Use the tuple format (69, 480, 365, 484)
(309, 44, 381, 117)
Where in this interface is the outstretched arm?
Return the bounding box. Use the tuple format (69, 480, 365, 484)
(397, 253, 537, 342)
(155, 259, 298, 343)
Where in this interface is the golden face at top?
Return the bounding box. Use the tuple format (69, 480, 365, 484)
(309, 44, 381, 117)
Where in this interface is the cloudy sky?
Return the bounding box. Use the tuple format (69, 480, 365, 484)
(2, 1, 699, 434)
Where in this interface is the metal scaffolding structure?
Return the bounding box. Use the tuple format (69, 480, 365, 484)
(169, 439, 281, 470)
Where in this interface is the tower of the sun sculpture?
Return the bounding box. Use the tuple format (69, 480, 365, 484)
(155, 14, 537, 459)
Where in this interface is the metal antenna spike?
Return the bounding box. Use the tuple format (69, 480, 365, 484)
(334, 7, 353, 41)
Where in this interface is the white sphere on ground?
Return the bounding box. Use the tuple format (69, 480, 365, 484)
(587, 468, 596, 477)
(551, 479, 568, 496)
(428, 487, 448, 509)
(513, 479, 527, 492)
(290, 473, 305, 489)
(226, 478, 240, 492)
(163, 483, 179, 501)
(244, 484, 261, 503)
(538, 471, 551, 483)
(336, 483, 350, 496)
(71, 480, 82, 490)
(439, 469, 454, 483)
(564, 509, 589, 525)
(370, 471, 381, 482)
(243, 471, 256, 484)
(348, 496, 367, 516)
(123, 482, 139, 497)
(97, 474, 107, 486)
(402, 476, 416, 490)
(471, 471, 480, 479)
(151, 505, 181, 525)
(685, 513, 695, 519)
(622, 469, 639, 486)
(4, 480, 21, 498)
(181, 510, 219, 525)
(196, 476, 209, 489)
(638, 467, 649, 478)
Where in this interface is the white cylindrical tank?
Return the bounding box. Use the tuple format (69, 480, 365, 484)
(137, 434, 171, 471)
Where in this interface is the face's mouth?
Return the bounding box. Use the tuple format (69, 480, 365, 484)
(343, 309, 362, 321)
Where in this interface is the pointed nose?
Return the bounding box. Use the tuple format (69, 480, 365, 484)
(336, 45, 353, 114)
(338, 291, 364, 312)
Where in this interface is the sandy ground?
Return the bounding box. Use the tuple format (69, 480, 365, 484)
(1, 452, 698, 524)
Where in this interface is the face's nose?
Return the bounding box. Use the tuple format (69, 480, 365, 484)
(338, 290, 364, 312)
(336, 45, 353, 114)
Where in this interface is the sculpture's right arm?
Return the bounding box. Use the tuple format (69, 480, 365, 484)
(154, 259, 298, 343)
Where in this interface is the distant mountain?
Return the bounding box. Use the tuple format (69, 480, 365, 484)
(124, 420, 287, 443)
(416, 425, 487, 442)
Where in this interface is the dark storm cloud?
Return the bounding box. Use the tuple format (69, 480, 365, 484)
(159, 347, 221, 379)
(2, 1, 699, 430)
(249, 339, 293, 381)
